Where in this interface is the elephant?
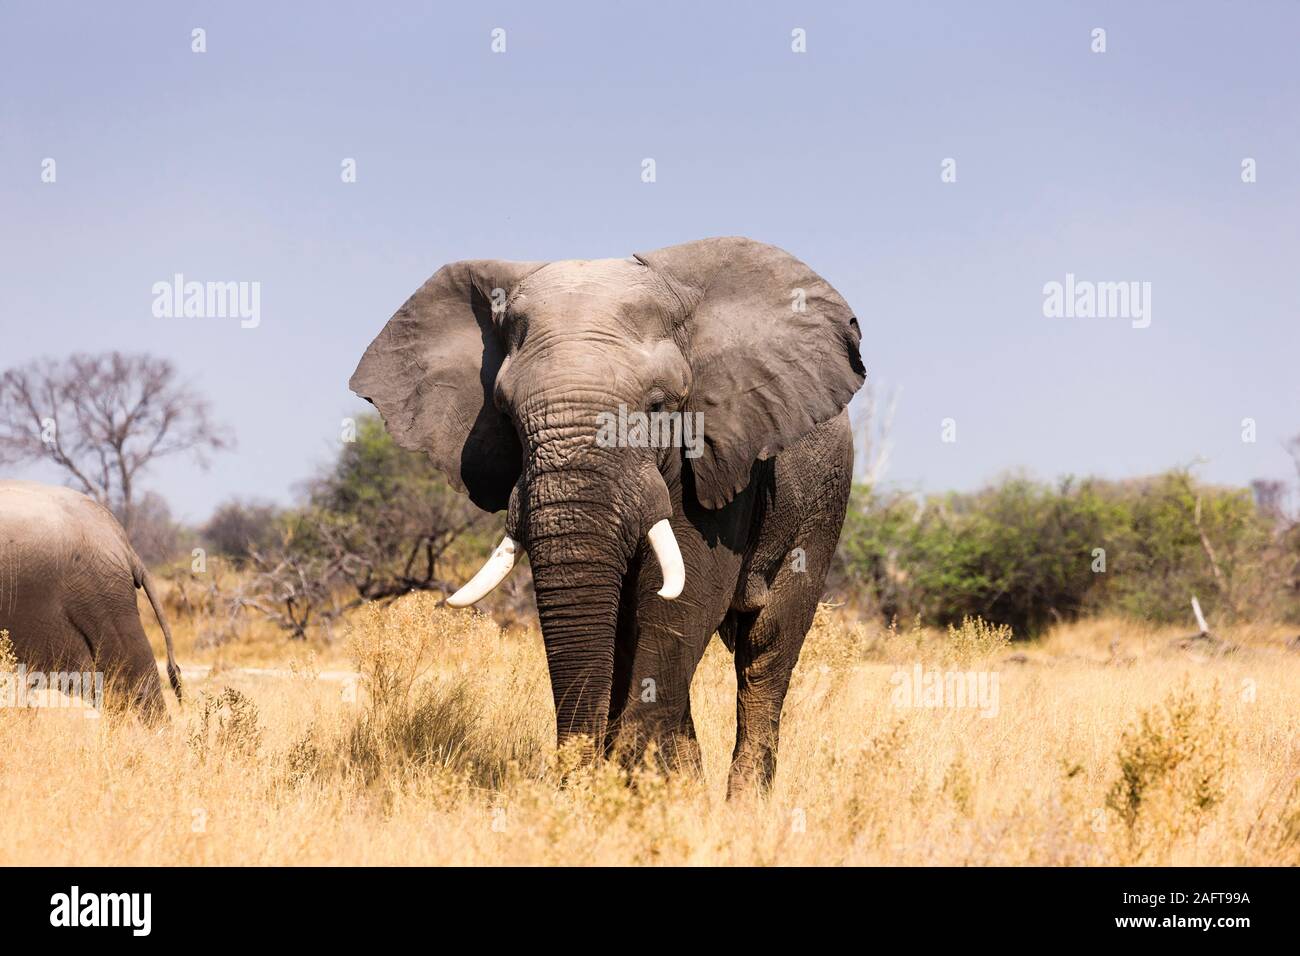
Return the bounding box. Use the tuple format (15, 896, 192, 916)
(351, 237, 863, 794)
(0, 480, 182, 719)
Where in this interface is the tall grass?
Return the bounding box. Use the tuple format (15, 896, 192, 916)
(0, 596, 1296, 865)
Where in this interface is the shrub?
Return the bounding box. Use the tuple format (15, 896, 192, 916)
(189, 687, 264, 762)
(123, 491, 197, 566)
(943, 616, 1013, 665)
(201, 498, 283, 563)
(338, 597, 539, 790)
(1100, 473, 1279, 624)
(837, 470, 1297, 636)
(200, 414, 506, 640)
(1105, 684, 1229, 859)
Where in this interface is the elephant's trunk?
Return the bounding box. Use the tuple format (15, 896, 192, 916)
(525, 484, 629, 749)
(515, 396, 679, 750)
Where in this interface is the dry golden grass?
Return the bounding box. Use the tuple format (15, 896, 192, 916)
(1, 597, 1297, 865)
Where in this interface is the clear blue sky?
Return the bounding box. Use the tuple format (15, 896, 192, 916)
(2, 1, 1297, 521)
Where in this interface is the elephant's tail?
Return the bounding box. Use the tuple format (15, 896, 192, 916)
(141, 570, 183, 703)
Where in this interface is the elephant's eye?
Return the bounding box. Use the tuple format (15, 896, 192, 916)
(648, 400, 664, 415)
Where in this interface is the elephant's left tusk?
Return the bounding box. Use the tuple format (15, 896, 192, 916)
(646, 519, 685, 600)
(446, 536, 519, 607)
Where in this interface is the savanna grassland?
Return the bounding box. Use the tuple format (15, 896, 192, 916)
(1, 592, 1297, 867)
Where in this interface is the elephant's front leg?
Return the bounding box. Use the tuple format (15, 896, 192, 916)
(605, 612, 707, 776)
(605, 524, 734, 776)
(606, 624, 708, 775)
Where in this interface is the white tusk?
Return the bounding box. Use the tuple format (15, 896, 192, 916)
(446, 536, 519, 607)
(646, 519, 685, 600)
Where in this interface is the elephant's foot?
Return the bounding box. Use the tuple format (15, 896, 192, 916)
(727, 734, 779, 798)
(605, 709, 703, 782)
(658, 727, 703, 779)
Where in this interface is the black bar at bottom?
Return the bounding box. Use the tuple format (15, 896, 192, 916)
(0, 865, 1287, 941)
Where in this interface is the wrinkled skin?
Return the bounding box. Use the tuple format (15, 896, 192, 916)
(351, 237, 863, 794)
(0, 481, 182, 719)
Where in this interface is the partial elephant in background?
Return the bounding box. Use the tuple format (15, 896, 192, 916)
(351, 237, 863, 794)
(0, 480, 182, 719)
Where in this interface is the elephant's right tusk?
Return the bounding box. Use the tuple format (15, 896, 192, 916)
(446, 536, 519, 607)
(646, 519, 685, 600)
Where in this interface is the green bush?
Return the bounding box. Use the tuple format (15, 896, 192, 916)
(837, 470, 1297, 636)
(1100, 473, 1275, 624)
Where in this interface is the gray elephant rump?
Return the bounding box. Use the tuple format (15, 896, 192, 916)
(0, 481, 168, 710)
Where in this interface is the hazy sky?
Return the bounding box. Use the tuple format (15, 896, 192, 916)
(2, 1, 1297, 522)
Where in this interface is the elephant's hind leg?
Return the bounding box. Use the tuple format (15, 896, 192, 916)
(727, 588, 820, 797)
(70, 603, 168, 722)
(728, 553, 835, 796)
(727, 425, 852, 797)
(105, 615, 168, 722)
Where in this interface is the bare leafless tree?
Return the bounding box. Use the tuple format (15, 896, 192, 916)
(849, 380, 899, 486)
(0, 352, 231, 534)
(241, 544, 350, 641)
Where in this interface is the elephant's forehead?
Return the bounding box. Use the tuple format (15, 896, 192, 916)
(514, 258, 671, 318)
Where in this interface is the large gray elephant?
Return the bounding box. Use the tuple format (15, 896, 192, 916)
(351, 237, 863, 794)
(0, 480, 182, 719)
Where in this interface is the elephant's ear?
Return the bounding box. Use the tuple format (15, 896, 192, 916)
(635, 237, 864, 509)
(349, 259, 547, 512)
